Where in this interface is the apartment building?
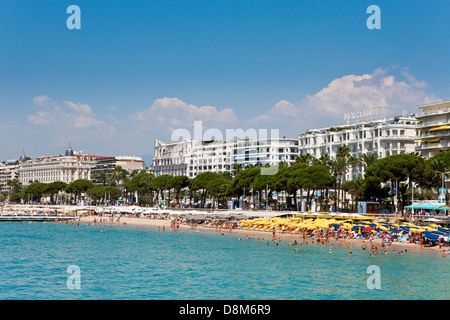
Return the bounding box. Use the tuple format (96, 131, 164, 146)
(152, 138, 298, 178)
(298, 115, 418, 178)
(415, 101, 450, 159)
(0, 156, 22, 192)
(231, 138, 298, 168)
(91, 155, 146, 184)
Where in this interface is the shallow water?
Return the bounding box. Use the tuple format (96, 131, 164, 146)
(0, 222, 448, 300)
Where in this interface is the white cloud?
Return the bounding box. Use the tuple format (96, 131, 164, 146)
(135, 97, 238, 131)
(32, 95, 53, 107)
(64, 101, 94, 115)
(73, 115, 103, 128)
(303, 67, 440, 117)
(29, 96, 104, 129)
(27, 111, 52, 125)
(251, 67, 441, 134)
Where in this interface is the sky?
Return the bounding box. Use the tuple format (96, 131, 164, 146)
(0, 0, 449, 165)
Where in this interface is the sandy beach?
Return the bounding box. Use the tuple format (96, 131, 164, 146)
(78, 215, 446, 255)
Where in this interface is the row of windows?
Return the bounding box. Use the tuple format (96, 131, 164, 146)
(300, 129, 411, 146)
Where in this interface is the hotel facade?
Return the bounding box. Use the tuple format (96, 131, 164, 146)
(152, 138, 299, 178)
(415, 101, 450, 159)
(298, 114, 418, 179)
(18, 145, 109, 186)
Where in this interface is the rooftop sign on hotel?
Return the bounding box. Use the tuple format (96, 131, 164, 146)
(344, 107, 385, 124)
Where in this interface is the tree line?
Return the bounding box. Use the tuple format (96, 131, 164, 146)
(1, 148, 448, 212)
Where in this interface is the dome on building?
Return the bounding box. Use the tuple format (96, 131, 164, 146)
(19, 150, 27, 162)
(65, 143, 74, 156)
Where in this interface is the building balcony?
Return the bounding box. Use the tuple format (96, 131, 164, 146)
(416, 142, 450, 151)
(379, 135, 415, 141)
(417, 122, 450, 130)
(415, 108, 450, 119)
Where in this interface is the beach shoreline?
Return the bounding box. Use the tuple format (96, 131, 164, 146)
(78, 215, 446, 255)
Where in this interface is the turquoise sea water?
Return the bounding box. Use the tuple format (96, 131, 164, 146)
(0, 222, 448, 300)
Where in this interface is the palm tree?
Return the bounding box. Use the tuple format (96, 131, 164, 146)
(329, 155, 348, 211)
(93, 172, 108, 186)
(337, 144, 351, 159)
(311, 153, 331, 167)
(430, 158, 449, 199)
(109, 166, 128, 200)
(359, 152, 379, 171)
(233, 163, 243, 176)
(296, 153, 314, 165)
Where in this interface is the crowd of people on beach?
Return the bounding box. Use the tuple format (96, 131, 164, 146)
(66, 212, 450, 258)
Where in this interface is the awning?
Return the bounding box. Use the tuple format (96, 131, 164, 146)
(423, 137, 442, 142)
(404, 203, 445, 210)
(429, 125, 450, 131)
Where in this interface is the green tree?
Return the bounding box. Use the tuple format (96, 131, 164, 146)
(328, 155, 348, 211)
(123, 170, 155, 205)
(364, 153, 433, 211)
(190, 172, 223, 207)
(23, 181, 48, 203)
(7, 179, 23, 195)
(45, 181, 68, 204)
(93, 171, 109, 186)
(66, 179, 94, 204)
(167, 175, 190, 205)
(149, 174, 172, 205)
(359, 152, 379, 171)
(206, 177, 230, 209)
(296, 153, 314, 165)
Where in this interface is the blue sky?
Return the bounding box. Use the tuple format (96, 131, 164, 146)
(0, 0, 449, 165)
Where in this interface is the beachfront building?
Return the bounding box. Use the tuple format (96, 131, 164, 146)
(298, 114, 418, 179)
(230, 137, 298, 168)
(91, 155, 146, 184)
(18, 144, 110, 186)
(189, 140, 233, 178)
(415, 100, 450, 159)
(152, 138, 298, 178)
(152, 139, 232, 178)
(0, 152, 25, 192)
(152, 139, 195, 177)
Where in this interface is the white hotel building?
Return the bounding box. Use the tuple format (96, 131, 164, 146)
(0, 154, 23, 193)
(415, 100, 450, 159)
(18, 144, 110, 186)
(298, 115, 418, 178)
(152, 138, 298, 178)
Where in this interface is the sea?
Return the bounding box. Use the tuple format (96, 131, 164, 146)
(0, 221, 449, 300)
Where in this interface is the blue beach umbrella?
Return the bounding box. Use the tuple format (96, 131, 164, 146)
(422, 231, 440, 240)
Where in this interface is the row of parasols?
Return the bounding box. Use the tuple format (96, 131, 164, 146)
(238, 217, 450, 241)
